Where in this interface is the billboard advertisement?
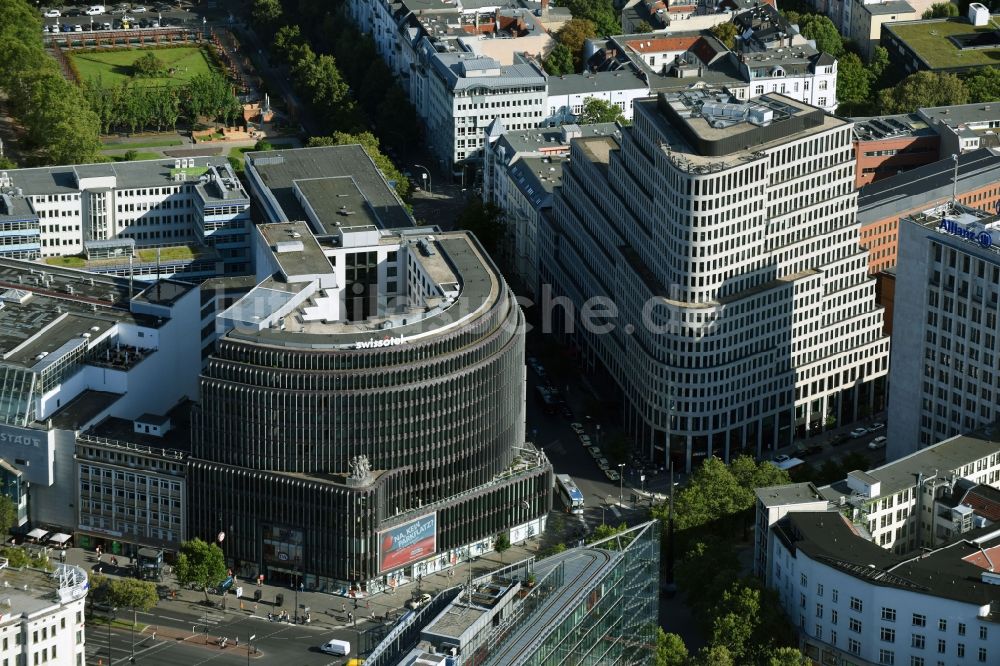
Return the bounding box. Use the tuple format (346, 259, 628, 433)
(378, 513, 436, 573)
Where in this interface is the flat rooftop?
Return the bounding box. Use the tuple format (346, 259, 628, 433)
(547, 70, 648, 96)
(132, 279, 197, 307)
(821, 430, 1000, 501)
(858, 148, 1000, 224)
(491, 121, 619, 157)
(247, 145, 415, 231)
(258, 222, 332, 278)
(81, 400, 193, 453)
(851, 113, 936, 141)
(885, 17, 1000, 70)
(294, 177, 381, 234)
(0, 565, 81, 618)
(755, 481, 825, 508)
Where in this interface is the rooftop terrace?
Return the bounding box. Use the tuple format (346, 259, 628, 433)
(886, 17, 1000, 70)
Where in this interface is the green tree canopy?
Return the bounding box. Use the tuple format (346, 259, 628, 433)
(767, 646, 812, 666)
(694, 645, 735, 666)
(544, 43, 575, 76)
(666, 457, 753, 531)
(494, 533, 511, 561)
(878, 71, 969, 113)
(836, 51, 870, 112)
(798, 14, 844, 57)
(965, 67, 1000, 103)
(0, 497, 17, 539)
(563, 0, 620, 36)
(656, 629, 689, 666)
(272, 24, 305, 65)
(105, 578, 159, 614)
(307, 132, 410, 200)
(634, 20, 655, 33)
(175, 538, 227, 602)
(555, 19, 597, 71)
(251, 0, 284, 42)
(923, 1, 959, 18)
(711, 21, 739, 50)
(577, 97, 627, 124)
(132, 52, 166, 78)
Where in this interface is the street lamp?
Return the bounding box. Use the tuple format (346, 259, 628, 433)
(247, 633, 255, 666)
(293, 570, 301, 624)
(414, 164, 432, 193)
(108, 606, 117, 666)
(617, 463, 625, 507)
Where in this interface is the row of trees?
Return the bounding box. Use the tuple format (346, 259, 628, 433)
(81, 73, 242, 135)
(650, 457, 810, 665)
(0, 0, 102, 166)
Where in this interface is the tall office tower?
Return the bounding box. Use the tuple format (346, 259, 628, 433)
(888, 202, 1000, 459)
(541, 90, 889, 470)
(189, 146, 551, 592)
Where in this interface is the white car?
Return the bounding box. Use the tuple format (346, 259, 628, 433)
(73, 23, 83, 31)
(579, 434, 591, 446)
(132, 5, 147, 11)
(868, 422, 885, 433)
(597, 457, 610, 470)
(86, 7, 106, 15)
(588, 446, 602, 459)
(405, 593, 432, 610)
(44, 9, 61, 17)
(604, 469, 620, 482)
(868, 436, 887, 450)
(849, 427, 869, 439)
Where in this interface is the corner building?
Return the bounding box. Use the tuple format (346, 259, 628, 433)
(189, 146, 551, 592)
(543, 91, 890, 470)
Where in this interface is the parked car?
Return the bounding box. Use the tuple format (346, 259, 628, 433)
(61, 23, 74, 32)
(132, 5, 148, 11)
(73, 23, 83, 31)
(588, 446, 602, 459)
(43, 9, 62, 17)
(579, 434, 591, 446)
(604, 469, 620, 482)
(102, 21, 112, 29)
(773, 454, 790, 463)
(849, 428, 868, 439)
(868, 422, 885, 433)
(570, 422, 584, 435)
(405, 593, 432, 610)
(86, 6, 107, 15)
(868, 436, 887, 450)
(596, 457, 610, 470)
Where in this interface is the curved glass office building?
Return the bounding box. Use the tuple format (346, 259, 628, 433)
(190, 211, 551, 591)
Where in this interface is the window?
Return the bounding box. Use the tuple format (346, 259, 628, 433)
(832, 589, 839, 603)
(851, 597, 863, 612)
(939, 619, 947, 632)
(831, 610, 839, 625)
(879, 649, 895, 664)
(883, 608, 897, 622)
(959, 623, 967, 636)
(979, 647, 987, 662)
(881, 627, 896, 643)
(912, 634, 925, 649)
(910, 658, 924, 666)
(816, 604, 824, 618)
(913, 614, 926, 627)
(979, 626, 987, 640)
(958, 643, 965, 658)
(849, 638, 861, 655)
(817, 584, 824, 597)
(850, 618, 862, 633)
(938, 639, 946, 653)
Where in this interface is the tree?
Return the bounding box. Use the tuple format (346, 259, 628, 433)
(710, 21, 739, 50)
(666, 457, 752, 532)
(563, 0, 620, 36)
(455, 200, 504, 256)
(694, 645, 735, 666)
(577, 97, 627, 124)
(634, 20, 655, 33)
(306, 132, 410, 200)
(923, 1, 959, 17)
(966, 67, 1000, 103)
(544, 43, 575, 76)
(132, 52, 165, 78)
(494, 533, 511, 562)
(590, 521, 628, 544)
(656, 629, 689, 666)
(767, 647, 811, 666)
(0, 497, 16, 539)
(798, 14, 844, 57)
(878, 71, 969, 113)
(251, 0, 284, 42)
(836, 51, 871, 113)
(123, 149, 139, 162)
(555, 19, 597, 71)
(105, 578, 159, 628)
(272, 24, 305, 64)
(174, 538, 227, 602)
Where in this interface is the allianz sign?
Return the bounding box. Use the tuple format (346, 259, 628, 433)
(939, 219, 994, 248)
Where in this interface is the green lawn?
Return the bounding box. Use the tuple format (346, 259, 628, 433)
(44, 256, 86, 268)
(138, 246, 195, 262)
(889, 17, 1000, 69)
(110, 152, 162, 162)
(102, 137, 183, 150)
(69, 46, 214, 88)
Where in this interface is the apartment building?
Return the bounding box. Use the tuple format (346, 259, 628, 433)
(888, 201, 1000, 455)
(482, 121, 619, 296)
(542, 89, 889, 470)
(852, 114, 941, 188)
(847, 0, 918, 60)
(0, 158, 251, 277)
(767, 510, 1000, 666)
(0, 564, 89, 666)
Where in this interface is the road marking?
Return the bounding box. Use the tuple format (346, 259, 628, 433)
(159, 615, 185, 622)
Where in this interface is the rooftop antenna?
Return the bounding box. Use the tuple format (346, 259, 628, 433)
(952, 153, 959, 205)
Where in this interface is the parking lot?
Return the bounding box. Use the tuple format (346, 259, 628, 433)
(39, 2, 201, 33)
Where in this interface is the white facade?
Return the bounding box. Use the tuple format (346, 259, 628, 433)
(767, 513, 1000, 666)
(730, 52, 839, 114)
(542, 90, 889, 470)
(0, 159, 251, 275)
(0, 564, 88, 666)
(544, 72, 650, 125)
(888, 204, 1000, 457)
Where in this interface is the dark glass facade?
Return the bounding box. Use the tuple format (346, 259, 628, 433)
(189, 248, 551, 585)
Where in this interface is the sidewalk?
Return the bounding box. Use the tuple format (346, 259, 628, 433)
(68, 538, 544, 631)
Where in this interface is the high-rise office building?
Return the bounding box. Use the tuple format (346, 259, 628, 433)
(189, 146, 551, 592)
(888, 202, 1000, 457)
(542, 90, 889, 470)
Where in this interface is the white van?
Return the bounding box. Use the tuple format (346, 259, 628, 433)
(86, 5, 107, 15)
(320, 638, 351, 656)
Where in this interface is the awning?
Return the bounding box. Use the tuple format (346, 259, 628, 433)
(48, 533, 71, 545)
(27, 528, 48, 540)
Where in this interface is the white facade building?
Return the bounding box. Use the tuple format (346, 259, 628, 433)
(545, 71, 651, 125)
(542, 89, 889, 470)
(0, 564, 89, 666)
(0, 159, 251, 277)
(888, 202, 1000, 458)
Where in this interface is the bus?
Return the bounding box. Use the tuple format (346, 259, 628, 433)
(556, 474, 585, 514)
